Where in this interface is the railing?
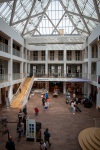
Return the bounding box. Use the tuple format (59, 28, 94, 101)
(0, 74, 11, 82)
(91, 74, 97, 82)
(0, 42, 10, 53)
(13, 73, 23, 80)
(33, 72, 87, 78)
(13, 48, 22, 57)
(20, 75, 34, 108)
(10, 76, 27, 104)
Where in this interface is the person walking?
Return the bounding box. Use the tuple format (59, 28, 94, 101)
(46, 97, 50, 108)
(18, 109, 23, 122)
(22, 115, 26, 135)
(17, 121, 23, 142)
(40, 139, 47, 150)
(44, 128, 51, 147)
(6, 136, 15, 150)
(1, 114, 8, 135)
(23, 105, 27, 116)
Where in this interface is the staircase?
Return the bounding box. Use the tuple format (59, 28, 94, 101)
(78, 127, 100, 150)
(10, 77, 32, 109)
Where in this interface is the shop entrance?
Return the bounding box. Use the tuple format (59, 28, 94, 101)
(49, 81, 63, 93)
(66, 82, 82, 95)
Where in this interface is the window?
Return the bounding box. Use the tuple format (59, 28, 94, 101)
(75, 51, 80, 60)
(58, 50, 63, 60)
(92, 46, 98, 58)
(50, 51, 54, 60)
(41, 51, 45, 61)
(33, 51, 38, 61)
(67, 51, 72, 60)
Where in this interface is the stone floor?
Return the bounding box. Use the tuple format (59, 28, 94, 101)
(0, 92, 100, 150)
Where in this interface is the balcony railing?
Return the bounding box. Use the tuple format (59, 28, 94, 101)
(13, 73, 23, 80)
(13, 48, 22, 57)
(0, 74, 11, 82)
(0, 42, 10, 53)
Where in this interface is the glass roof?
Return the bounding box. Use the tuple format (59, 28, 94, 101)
(0, 0, 100, 38)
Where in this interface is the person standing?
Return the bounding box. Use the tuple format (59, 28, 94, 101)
(44, 128, 51, 147)
(23, 105, 27, 116)
(18, 109, 23, 122)
(6, 136, 15, 150)
(22, 115, 26, 135)
(34, 107, 39, 116)
(1, 115, 8, 134)
(42, 96, 46, 106)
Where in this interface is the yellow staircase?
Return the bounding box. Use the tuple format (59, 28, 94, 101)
(78, 127, 100, 150)
(10, 77, 32, 109)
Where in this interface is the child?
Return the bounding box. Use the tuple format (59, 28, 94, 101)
(34, 107, 39, 116)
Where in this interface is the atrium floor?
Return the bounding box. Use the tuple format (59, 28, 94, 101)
(0, 92, 100, 150)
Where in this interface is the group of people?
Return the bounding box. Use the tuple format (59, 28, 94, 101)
(70, 93, 82, 114)
(40, 128, 51, 150)
(41, 92, 51, 111)
(17, 105, 27, 141)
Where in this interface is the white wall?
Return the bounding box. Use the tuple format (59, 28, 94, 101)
(0, 18, 24, 46)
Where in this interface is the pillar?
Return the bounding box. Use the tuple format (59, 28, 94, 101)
(63, 82, 66, 94)
(45, 49, 48, 76)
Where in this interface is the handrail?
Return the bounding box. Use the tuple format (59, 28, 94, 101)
(10, 76, 27, 104)
(20, 75, 34, 108)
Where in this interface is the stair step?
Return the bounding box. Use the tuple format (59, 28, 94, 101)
(78, 127, 100, 150)
(88, 128, 100, 147)
(94, 128, 100, 142)
(10, 77, 32, 109)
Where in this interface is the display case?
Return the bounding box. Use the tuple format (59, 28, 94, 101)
(26, 118, 36, 141)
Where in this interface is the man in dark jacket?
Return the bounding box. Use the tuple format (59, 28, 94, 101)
(44, 128, 51, 147)
(6, 136, 15, 150)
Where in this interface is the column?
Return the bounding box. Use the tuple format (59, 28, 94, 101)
(45, 49, 48, 76)
(96, 60, 100, 108)
(63, 82, 66, 94)
(83, 82, 88, 94)
(88, 44, 92, 80)
(64, 45, 66, 77)
(20, 45, 24, 58)
(0, 89, 1, 104)
(98, 37, 100, 58)
(8, 38, 13, 81)
(8, 59, 13, 81)
(27, 63, 30, 77)
(20, 62, 23, 78)
(8, 85, 13, 103)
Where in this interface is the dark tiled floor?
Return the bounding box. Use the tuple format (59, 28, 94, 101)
(0, 93, 100, 150)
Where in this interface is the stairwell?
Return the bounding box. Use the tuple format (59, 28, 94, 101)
(10, 77, 32, 109)
(78, 127, 100, 150)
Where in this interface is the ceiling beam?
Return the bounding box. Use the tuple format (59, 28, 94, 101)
(11, 12, 43, 25)
(66, 10, 99, 22)
(59, 0, 80, 35)
(9, 0, 17, 26)
(73, 0, 90, 34)
(32, 0, 51, 36)
(0, 0, 13, 2)
(23, 0, 51, 36)
(93, 0, 100, 21)
(22, 0, 37, 35)
(52, 11, 66, 34)
(45, 13, 60, 34)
